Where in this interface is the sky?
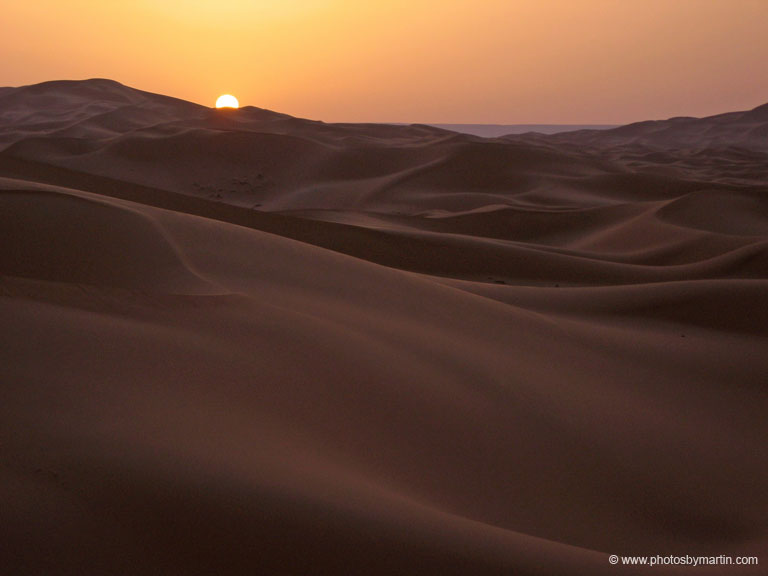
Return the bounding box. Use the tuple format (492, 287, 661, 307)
(2, 0, 767, 124)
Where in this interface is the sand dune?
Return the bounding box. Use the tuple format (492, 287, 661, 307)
(1, 80, 766, 574)
(512, 103, 768, 188)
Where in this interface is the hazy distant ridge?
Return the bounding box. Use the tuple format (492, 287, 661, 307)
(424, 124, 618, 137)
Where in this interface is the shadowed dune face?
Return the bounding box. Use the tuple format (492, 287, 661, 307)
(0, 184, 219, 294)
(1, 80, 767, 575)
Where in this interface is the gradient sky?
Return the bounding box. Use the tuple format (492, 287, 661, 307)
(3, 0, 767, 123)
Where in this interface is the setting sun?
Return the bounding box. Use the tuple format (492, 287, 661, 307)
(215, 94, 239, 109)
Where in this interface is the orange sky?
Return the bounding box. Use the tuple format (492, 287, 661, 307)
(2, 0, 767, 123)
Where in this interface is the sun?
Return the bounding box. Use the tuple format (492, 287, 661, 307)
(215, 94, 239, 109)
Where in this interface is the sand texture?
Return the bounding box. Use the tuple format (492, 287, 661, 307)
(1, 80, 766, 575)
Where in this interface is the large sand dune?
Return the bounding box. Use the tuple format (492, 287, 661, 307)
(1, 80, 766, 574)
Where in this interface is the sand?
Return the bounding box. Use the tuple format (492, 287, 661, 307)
(1, 79, 766, 575)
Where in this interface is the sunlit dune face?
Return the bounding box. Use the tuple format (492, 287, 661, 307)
(215, 94, 239, 109)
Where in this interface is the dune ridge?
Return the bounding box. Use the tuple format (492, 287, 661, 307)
(1, 80, 766, 575)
